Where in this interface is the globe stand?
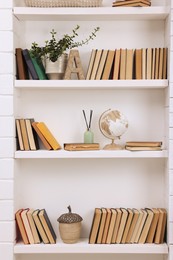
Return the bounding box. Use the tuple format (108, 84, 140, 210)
(103, 138, 124, 150)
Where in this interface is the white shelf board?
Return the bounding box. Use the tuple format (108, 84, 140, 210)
(14, 239, 168, 254)
(15, 149, 168, 159)
(13, 7, 169, 21)
(15, 80, 168, 90)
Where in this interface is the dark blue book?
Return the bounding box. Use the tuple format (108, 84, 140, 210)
(22, 49, 39, 80)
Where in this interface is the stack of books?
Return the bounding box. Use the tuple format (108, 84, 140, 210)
(64, 143, 100, 151)
(15, 208, 56, 244)
(125, 141, 162, 151)
(112, 0, 151, 7)
(89, 207, 167, 244)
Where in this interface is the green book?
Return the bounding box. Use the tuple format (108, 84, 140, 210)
(30, 55, 48, 80)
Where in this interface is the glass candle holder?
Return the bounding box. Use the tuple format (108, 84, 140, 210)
(84, 129, 94, 144)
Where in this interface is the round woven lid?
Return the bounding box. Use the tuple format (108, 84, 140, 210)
(57, 206, 83, 223)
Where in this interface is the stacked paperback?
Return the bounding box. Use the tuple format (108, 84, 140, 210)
(89, 207, 166, 244)
(125, 141, 162, 151)
(112, 0, 151, 7)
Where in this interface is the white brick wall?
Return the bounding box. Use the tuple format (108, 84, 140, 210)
(0, 201, 14, 221)
(0, 117, 14, 137)
(0, 222, 14, 242)
(0, 32, 13, 52)
(0, 75, 13, 95)
(0, 243, 13, 259)
(0, 53, 13, 74)
(0, 10, 13, 31)
(0, 180, 13, 200)
(0, 159, 14, 179)
(0, 96, 13, 116)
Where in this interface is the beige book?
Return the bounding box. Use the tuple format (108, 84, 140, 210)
(96, 208, 107, 243)
(89, 208, 102, 244)
(25, 119, 37, 150)
(116, 208, 128, 243)
(102, 50, 115, 80)
(126, 209, 140, 243)
(96, 49, 108, 80)
(16, 119, 24, 151)
(146, 208, 160, 243)
(160, 208, 167, 243)
(142, 48, 147, 79)
(113, 49, 121, 80)
(138, 208, 154, 244)
(101, 208, 112, 243)
(147, 48, 152, 79)
(126, 49, 134, 80)
(121, 208, 134, 243)
(135, 49, 142, 80)
(86, 49, 97, 80)
(32, 209, 49, 244)
(155, 48, 160, 79)
(90, 49, 103, 80)
(125, 146, 161, 151)
(106, 208, 117, 244)
(134, 209, 148, 243)
(120, 49, 126, 80)
(21, 209, 35, 244)
(15, 209, 29, 244)
(126, 141, 162, 147)
(112, 0, 151, 6)
(19, 118, 30, 151)
(163, 48, 167, 79)
(158, 48, 164, 79)
(27, 209, 41, 244)
(151, 48, 156, 79)
(111, 208, 122, 243)
(130, 209, 144, 243)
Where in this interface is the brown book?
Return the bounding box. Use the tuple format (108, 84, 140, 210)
(32, 209, 49, 244)
(142, 48, 147, 79)
(101, 208, 112, 244)
(134, 209, 148, 243)
(126, 49, 134, 80)
(64, 143, 100, 151)
(89, 208, 102, 244)
(116, 208, 128, 243)
(113, 49, 121, 80)
(146, 208, 160, 243)
(113, 0, 151, 6)
(155, 48, 160, 79)
(138, 208, 154, 243)
(15, 209, 29, 244)
(113, 3, 151, 7)
(96, 208, 107, 244)
(36, 122, 61, 150)
(160, 208, 167, 243)
(125, 208, 140, 243)
(86, 49, 97, 80)
(16, 119, 24, 151)
(21, 208, 35, 244)
(111, 208, 122, 243)
(19, 118, 30, 151)
(106, 208, 117, 244)
(151, 48, 156, 80)
(27, 209, 41, 244)
(126, 141, 162, 147)
(32, 122, 52, 150)
(15, 48, 29, 80)
(120, 49, 126, 80)
(130, 209, 144, 243)
(95, 49, 108, 80)
(163, 48, 167, 79)
(135, 49, 142, 79)
(158, 48, 164, 79)
(102, 50, 115, 80)
(25, 119, 37, 150)
(125, 146, 162, 151)
(90, 49, 103, 80)
(121, 208, 134, 243)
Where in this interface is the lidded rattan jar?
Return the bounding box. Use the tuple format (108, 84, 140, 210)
(57, 206, 83, 243)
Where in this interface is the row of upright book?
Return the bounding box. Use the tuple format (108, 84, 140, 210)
(112, 0, 151, 7)
(86, 48, 167, 80)
(15, 208, 56, 244)
(89, 207, 167, 244)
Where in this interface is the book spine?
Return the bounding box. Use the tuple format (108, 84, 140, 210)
(30, 56, 48, 80)
(22, 49, 39, 80)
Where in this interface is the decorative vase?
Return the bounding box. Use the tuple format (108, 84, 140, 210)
(57, 206, 83, 244)
(45, 53, 68, 80)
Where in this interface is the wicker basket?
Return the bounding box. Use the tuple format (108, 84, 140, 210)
(25, 0, 103, 7)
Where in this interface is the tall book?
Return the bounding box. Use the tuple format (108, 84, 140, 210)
(111, 208, 122, 243)
(142, 48, 147, 79)
(15, 48, 29, 80)
(121, 208, 134, 243)
(134, 209, 148, 243)
(19, 118, 30, 151)
(113, 49, 121, 80)
(89, 208, 102, 244)
(25, 118, 37, 150)
(101, 208, 112, 244)
(90, 49, 103, 80)
(30, 56, 48, 80)
(21, 208, 35, 244)
(138, 208, 154, 244)
(116, 208, 128, 243)
(151, 48, 156, 80)
(158, 48, 164, 79)
(130, 209, 143, 243)
(135, 49, 142, 79)
(22, 49, 39, 80)
(32, 122, 52, 150)
(120, 49, 126, 80)
(86, 49, 97, 80)
(146, 208, 160, 243)
(96, 208, 107, 244)
(102, 50, 115, 80)
(155, 48, 160, 79)
(163, 48, 167, 79)
(125, 208, 140, 243)
(106, 208, 117, 244)
(38, 209, 57, 244)
(32, 209, 49, 244)
(159, 208, 167, 243)
(95, 50, 108, 80)
(16, 119, 24, 151)
(15, 209, 29, 245)
(36, 122, 61, 150)
(27, 208, 41, 244)
(126, 49, 134, 80)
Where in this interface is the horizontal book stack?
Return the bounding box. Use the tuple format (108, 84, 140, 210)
(125, 141, 162, 151)
(64, 143, 100, 151)
(15, 118, 61, 151)
(89, 207, 167, 244)
(86, 48, 167, 80)
(15, 208, 56, 244)
(112, 0, 151, 7)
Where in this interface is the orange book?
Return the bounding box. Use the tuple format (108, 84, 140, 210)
(102, 50, 115, 80)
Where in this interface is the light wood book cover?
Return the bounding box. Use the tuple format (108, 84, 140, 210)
(120, 49, 126, 80)
(138, 208, 154, 244)
(113, 49, 121, 80)
(64, 143, 100, 151)
(142, 48, 146, 79)
(158, 48, 164, 79)
(121, 208, 134, 244)
(16, 119, 24, 151)
(126, 49, 134, 80)
(130, 209, 144, 243)
(21, 208, 35, 244)
(146, 208, 160, 243)
(95, 49, 108, 80)
(111, 208, 122, 243)
(90, 49, 103, 80)
(163, 48, 167, 79)
(116, 208, 128, 243)
(89, 208, 102, 244)
(154, 208, 164, 244)
(27, 209, 41, 244)
(32, 122, 52, 150)
(126, 141, 162, 147)
(16, 48, 29, 80)
(160, 208, 167, 243)
(112, 0, 151, 6)
(113, 3, 151, 7)
(125, 209, 140, 243)
(101, 208, 112, 244)
(86, 49, 97, 80)
(32, 209, 49, 244)
(151, 48, 156, 80)
(147, 48, 152, 79)
(155, 48, 160, 79)
(15, 209, 29, 244)
(135, 49, 142, 80)
(102, 50, 115, 80)
(106, 208, 117, 244)
(134, 209, 148, 243)
(25, 119, 37, 150)
(96, 208, 107, 244)
(19, 118, 30, 151)
(125, 146, 161, 151)
(36, 122, 61, 150)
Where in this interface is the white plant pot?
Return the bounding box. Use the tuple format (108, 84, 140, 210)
(45, 54, 68, 80)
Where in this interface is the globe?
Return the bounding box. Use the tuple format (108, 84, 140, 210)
(99, 109, 128, 150)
